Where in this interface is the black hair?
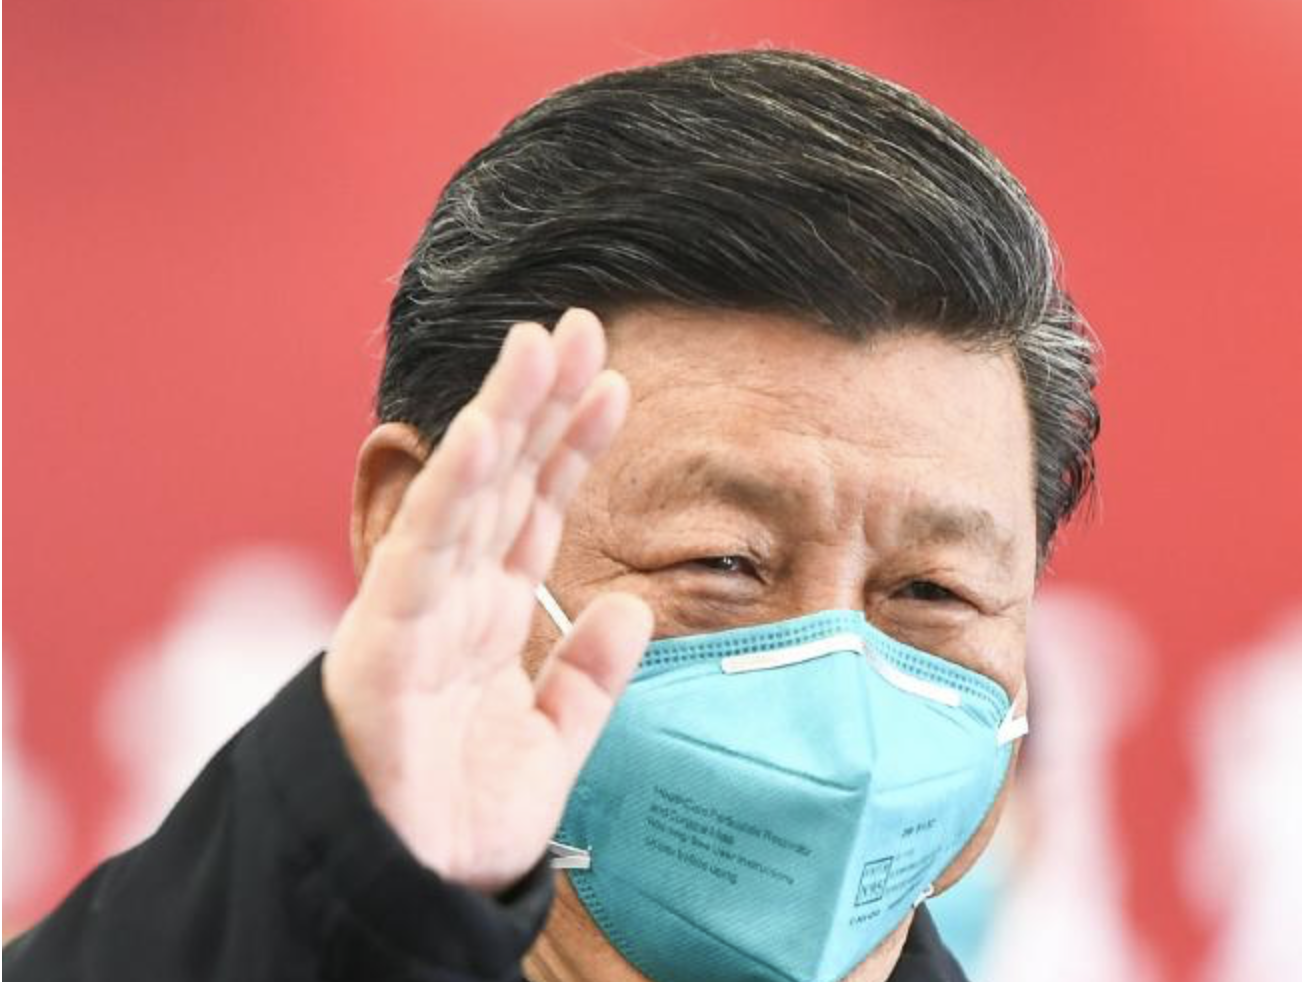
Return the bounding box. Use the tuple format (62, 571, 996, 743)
(379, 49, 1099, 556)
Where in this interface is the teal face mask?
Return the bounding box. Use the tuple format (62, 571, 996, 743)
(538, 587, 1027, 982)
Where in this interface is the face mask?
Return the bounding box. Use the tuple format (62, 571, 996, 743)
(537, 586, 1027, 982)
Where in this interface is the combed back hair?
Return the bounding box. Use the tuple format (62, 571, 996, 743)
(379, 48, 1099, 558)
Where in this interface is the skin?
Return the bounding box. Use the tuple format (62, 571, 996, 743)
(327, 305, 1036, 982)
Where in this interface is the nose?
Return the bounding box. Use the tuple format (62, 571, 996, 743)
(773, 554, 869, 621)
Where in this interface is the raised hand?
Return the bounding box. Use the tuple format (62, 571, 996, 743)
(321, 308, 653, 895)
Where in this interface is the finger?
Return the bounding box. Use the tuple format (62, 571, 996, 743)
(546, 308, 607, 402)
(459, 320, 564, 559)
(461, 321, 557, 540)
(538, 370, 631, 505)
(535, 592, 654, 774)
(373, 323, 552, 613)
(391, 321, 548, 543)
(486, 309, 607, 557)
(503, 369, 630, 580)
(386, 403, 499, 555)
(423, 321, 555, 564)
(357, 427, 499, 622)
(476, 320, 557, 487)
(477, 321, 557, 427)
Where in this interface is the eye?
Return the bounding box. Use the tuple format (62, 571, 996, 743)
(690, 555, 760, 578)
(896, 580, 963, 604)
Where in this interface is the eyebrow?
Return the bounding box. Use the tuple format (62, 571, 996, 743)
(640, 452, 1017, 569)
(899, 502, 1017, 569)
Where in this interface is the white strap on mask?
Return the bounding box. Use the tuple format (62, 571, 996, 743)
(995, 679, 1029, 745)
(535, 584, 573, 635)
(534, 585, 1024, 735)
(720, 633, 865, 675)
(725, 635, 962, 708)
(547, 838, 592, 870)
(863, 648, 962, 708)
(536, 589, 592, 873)
(996, 702, 1029, 745)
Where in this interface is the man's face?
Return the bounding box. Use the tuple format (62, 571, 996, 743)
(525, 305, 1038, 980)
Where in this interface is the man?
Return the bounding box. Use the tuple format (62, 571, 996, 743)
(5, 49, 1098, 982)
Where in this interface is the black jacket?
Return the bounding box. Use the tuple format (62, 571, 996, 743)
(4, 655, 969, 982)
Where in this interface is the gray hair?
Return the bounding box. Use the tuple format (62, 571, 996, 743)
(379, 49, 1099, 558)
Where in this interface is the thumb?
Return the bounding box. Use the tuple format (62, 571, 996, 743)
(535, 591, 653, 774)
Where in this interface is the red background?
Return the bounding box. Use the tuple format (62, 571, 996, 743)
(4, 2, 1300, 979)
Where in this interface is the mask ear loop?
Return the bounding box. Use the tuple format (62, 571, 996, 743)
(996, 680, 1029, 745)
(546, 840, 592, 871)
(535, 585, 592, 870)
(535, 584, 573, 635)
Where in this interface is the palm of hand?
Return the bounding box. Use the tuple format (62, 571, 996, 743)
(323, 310, 652, 894)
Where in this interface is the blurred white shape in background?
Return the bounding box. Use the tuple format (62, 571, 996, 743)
(3, 651, 72, 911)
(97, 547, 343, 856)
(971, 588, 1161, 982)
(1183, 611, 1302, 982)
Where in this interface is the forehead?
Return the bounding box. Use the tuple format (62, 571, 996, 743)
(602, 306, 1038, 566)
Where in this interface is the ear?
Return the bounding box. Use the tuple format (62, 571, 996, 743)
(350, 422, 430, 579)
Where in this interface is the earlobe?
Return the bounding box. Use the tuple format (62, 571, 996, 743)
(350, 422, 430, 579)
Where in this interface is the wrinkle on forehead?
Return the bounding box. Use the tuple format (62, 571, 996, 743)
(599, 305, 1038, 576)
(677, 451, 810, 514)
(623, 444, 1020, 575)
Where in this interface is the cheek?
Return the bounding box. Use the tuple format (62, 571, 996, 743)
(932, 738, 1023, 894)
(531, 485, 655, 657)
(966, 604, 1030, 701)
(986, 646, 1027, 706)
(521, 607, 557, 679)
